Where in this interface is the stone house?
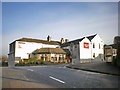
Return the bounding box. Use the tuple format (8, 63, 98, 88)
(32, 48, 67, 63)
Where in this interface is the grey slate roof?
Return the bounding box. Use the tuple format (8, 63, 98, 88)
(63, 49, 71, 55)
(61, 37, 85, 47)
(86, 34, 97, 41)
(16, 38, 60, 45)
(61, 34, 97, 47)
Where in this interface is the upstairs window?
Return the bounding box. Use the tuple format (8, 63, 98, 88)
(93, 43, 95, 48)
(99, 43, 101, 49)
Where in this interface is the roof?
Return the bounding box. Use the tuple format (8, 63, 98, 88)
(33, 48, 66, 54)
(86, 34, 97, 41)
(61, 34, 98, 47)
(108, 44, 119, 49)
(61, 37, 85, 47)
(63, 49, 71, 55)
(16, 38, 60, 45)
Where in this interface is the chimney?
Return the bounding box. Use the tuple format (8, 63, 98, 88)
(65, 39, 69, 43)
(47, 35, 51, 42)
(61, 38, 64, 44)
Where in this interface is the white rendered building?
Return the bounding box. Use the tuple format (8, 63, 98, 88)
(61, 34, 104, 63)
(8, 36, 60, 63)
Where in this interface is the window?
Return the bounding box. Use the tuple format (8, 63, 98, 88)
(41, 56, 44, 60)
(99, 54, 102, 58)
(59, 57, 62, 60)
(28, 54, 30, 58)
(75, 44, 77, 48)
(59, 54, 64, 61)
(41, 54, 47, 61)
(93, 43, 95, 48)
(99, 43, 101, 49)
(55, 57, 57, 61)
(93, 53, 95, 58)
(51, 57, 54, 61)
(62, 55, 65, 60)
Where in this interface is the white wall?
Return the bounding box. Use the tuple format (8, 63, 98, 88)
(91, 34, 104, 59)
(79, 38, 92, 59)
(15, 41, 59, 59)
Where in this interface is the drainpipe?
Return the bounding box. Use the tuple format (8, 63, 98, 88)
(91, 42, 92, 62)
(78, 42, 80, 63)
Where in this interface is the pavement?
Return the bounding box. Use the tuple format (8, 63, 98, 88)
(66, 61, 120, 76)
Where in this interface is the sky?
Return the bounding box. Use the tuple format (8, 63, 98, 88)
(2, 2, 118, 56)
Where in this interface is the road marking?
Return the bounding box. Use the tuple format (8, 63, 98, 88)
(27, 69, 34, 72)
(23, 76, 29, 80)
(58, 67, 64, 68)
(49, 76, 66, 84)
(63, 66, 66, 68)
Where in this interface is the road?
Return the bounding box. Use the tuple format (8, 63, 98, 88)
(2, 64, 119, 88)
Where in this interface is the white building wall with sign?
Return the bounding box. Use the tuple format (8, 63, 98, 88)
(15, 41, 59, 59)
(79, 38, 91, 59)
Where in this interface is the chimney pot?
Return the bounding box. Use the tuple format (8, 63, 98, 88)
(61, 38, 64, 44)
(65, 39, 69, 43)
(47, 35, 51, 42)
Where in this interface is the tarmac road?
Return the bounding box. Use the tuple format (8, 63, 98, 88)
(2, 64, 119, 88)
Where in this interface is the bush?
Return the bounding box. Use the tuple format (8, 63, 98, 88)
(116, 52, 120, 67)
(16, 58, 66, 66)
(2, 62, 8, 66)
(0, 56, 8, 66)
(16, 58, 45, 66)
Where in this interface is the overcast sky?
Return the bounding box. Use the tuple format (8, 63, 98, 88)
(2, 2, 118, 56)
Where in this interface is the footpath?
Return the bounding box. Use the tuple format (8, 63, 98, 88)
(66, 61, 120, 76)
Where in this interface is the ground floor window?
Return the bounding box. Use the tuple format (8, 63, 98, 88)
(59, 54, 65, 61)
(51, 57, 57, 61)
(34, 54, 66, 63)
(51, 57, 54, 62)
(54, 57, 57, 61)
(41, 54, 47, 61)
(41, 56, 44, 60)
(93, 53, 95, 58)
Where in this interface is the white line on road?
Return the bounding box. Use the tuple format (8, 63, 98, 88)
(27, 69, 34, 72)
(49, 76, 66, 84)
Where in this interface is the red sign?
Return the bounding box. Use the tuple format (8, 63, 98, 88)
(18, 45, 22, 48)
(84, 42, 89, 48)
(18, 42, 25, 44)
